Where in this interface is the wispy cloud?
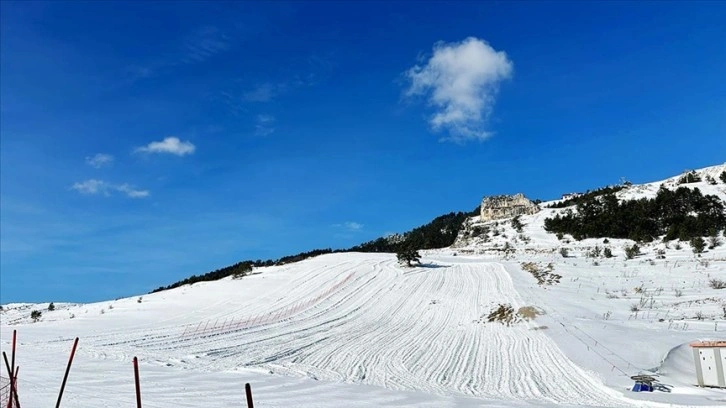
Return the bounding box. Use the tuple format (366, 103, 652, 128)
(255, 115, 276, 137)
(125, 26, 230, 82)
(135, 137, 196, 156)
(218, 91, 248, 116)
(240, 76, 318, 104)
(125, 65, 158, 83)
(239, 56, 332, 104)
(207, 54, 332, 119)
(180, 26, 230, 64)
(334, 221, 364, 232)
(85, 153, 114, 168)
(242, 83, 281, 103)
(404, 37, 513, 143)
(71, 179, 149, 199)
(116, 184, 150, 198)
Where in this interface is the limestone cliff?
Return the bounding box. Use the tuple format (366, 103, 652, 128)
(480, 193, 539, 221)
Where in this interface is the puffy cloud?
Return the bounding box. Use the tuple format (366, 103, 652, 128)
(71, 179, 108, 195)
(405, 37, 513, 143)
(136, 137, 196, 156)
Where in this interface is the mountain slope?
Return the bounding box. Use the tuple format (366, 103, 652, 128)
(455, 163, 726, 249)
(2, 163, 725, 407)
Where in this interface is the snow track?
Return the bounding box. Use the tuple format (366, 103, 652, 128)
(35, 253, 652, 407)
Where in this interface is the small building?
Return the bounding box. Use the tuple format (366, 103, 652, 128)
(690, 340, 726, 388)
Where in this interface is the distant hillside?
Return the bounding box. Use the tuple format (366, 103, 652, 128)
(546, 187, 724, 241)
(151, 248, 342, 293)
(154, 164, 725, 293)
(454, 163, 726, 249)
(543, 165, 726, 242)
(151, 207, 479, 292)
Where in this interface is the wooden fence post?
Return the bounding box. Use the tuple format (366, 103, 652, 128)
(55, 337, 78, 408)
(245, 383, 254, 408)
(133, 357, 142, 408)
(8, 330, 16, 408)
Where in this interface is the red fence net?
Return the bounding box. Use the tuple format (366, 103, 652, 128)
(181, 272, 355, 340)
(0, 374, 15, 408)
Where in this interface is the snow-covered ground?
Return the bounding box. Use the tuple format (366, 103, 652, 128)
(2, 164, 725, 407)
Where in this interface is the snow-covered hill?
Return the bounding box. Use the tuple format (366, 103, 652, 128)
(456, 163, 726, 250)
(2, 164, 725, 407)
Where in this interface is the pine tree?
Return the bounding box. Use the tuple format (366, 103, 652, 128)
(625, 244, 640, 259)
(396, 247, 421, 267)
(511, 216, 524, 232)
(678, 171, 701, 184)
(691, 236, 706, 254)
(603, 247, 613, 258)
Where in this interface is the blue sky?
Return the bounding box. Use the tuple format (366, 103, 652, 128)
(1, 1, 724, 303)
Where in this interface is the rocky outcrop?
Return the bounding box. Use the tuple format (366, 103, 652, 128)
(480, 193, 539, 221)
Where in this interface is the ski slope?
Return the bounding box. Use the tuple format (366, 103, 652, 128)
(0, 253, 704, 407)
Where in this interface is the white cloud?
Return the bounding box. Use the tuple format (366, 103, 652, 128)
(71, 179, 108, 195)
(257, 114, 275, 123)
(135, 137, 196, 156)
(405, 37, 513, 143)
(115, 184, 150, 198)
(85, 153, 114, 168)
(71, 179, 149, 199)
(255, 115, 276, 137)
(345, 222, 363, 231)
(334, 221, 363, 232)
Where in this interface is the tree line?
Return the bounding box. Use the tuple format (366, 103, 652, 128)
(349, 209, 478, 253)
(544, 186, 725, 242)
(546, 185, 626, 209)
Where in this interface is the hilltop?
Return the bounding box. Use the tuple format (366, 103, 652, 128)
(152, 164, 726, 293)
